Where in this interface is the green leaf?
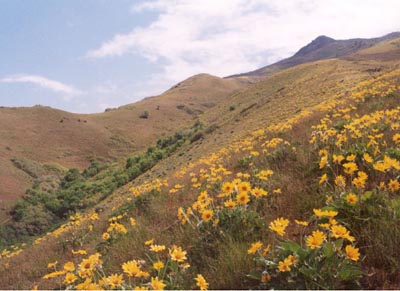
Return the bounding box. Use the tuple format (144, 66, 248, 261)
(280, 241, 302, 253)
(361, 191, 373, 201)
(322, 242, 334, 258)
(246, 271, 261, 281)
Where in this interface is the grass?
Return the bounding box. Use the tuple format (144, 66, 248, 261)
(0, 40, 399, 290)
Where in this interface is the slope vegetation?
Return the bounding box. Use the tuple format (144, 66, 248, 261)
(0, 74, 248, 203)
(0, 38, 399, 290)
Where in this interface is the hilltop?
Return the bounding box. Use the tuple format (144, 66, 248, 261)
(0, 34, 399, 290)
(229, 32, 400, 81)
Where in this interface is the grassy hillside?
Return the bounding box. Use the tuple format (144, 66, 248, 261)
(0, 38, 399, 290)
(0, 74, 248, 203)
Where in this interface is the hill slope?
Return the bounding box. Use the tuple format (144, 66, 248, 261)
(0, 37, 399, 290)
(0, 74, 248, 203)
(228, 31, 400, 81)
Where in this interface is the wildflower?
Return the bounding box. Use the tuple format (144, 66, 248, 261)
(319, 156, 328, 169)
(278, 255, 295, 272)
(306, 230, 326, 250)
(47, 261, 58, 269)
(43, 271, 65, 279)
(102, 232, 110, 240)
(319, 173, 328, 184)
(145, 239, 154, 245)
(343, 162, 358, 175)
(294, 220, 308, 226)
(169, 245, 187, 262)
(150, 245, 166, 252)
(75, 278, 99, 290)
(224, 199, 236, 210)
(195, 274, 209, 290)
(201, 209, 213, 222)
(262, 244, 271, 257)
(130, 217, 136, 226)
(221, 182, 234, 193)
(345, 193, 358, 205)
(247, 241, 263, 254)
(236, 191, 250, 205)
(346, 154, 356, 161)
(251, 187, 268, 198)
(134, 287, 149, 290)
(273, 188, 282, 194)
(335, 175, 346, 188)
(269, 217, 290, 236)
(238, 181, 251, 193)
(72, 249, 87, 255)
(388, 179, 399, 192)
(333, 154, 345, 164)
(151, 277, 166, 290)
(153, 261, 164, 271)
(345, 245, 360, 261)
(63, 261, 75, 272)
(363, 152, 373, 163)
(331, 225, 355, 242)
(313, 208, 338, 217)
(63, 273, 77, 285)
(107, 274, 124, 289)
(122, 260, 141, 277)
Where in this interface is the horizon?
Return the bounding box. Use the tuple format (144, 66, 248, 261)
(1, 0, 399, 114)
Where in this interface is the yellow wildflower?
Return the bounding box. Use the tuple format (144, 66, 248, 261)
(306, 230, 326, 250)
(130, 217, 136, 226)
(102, 232, 110, 240)
(319, 173, 328, 184)
(195, 274, 209, 290)
(151, 277, 166, 290)
(145, 239, 154, 245)
(345, 193, 358, 205)
(224, 199, 236, 210)
(294, 220, 308, 226)
(247, 241, 263, 254)
(72, 249, 87, 255)
(335, 175, 346, 188)
(345, 245, 360, 261)
(169, 245, 187, 262)
(150, 245, 166, 252)
(363, 152, 373, 163)
(236, 191, 250, 205)
(201, 209, 213, 222)
(153, 261, 164, 271)
(63, 272, 77, 285)
(122, 260, 141, 277)
(269, 217, 290, 236)
(343, 162, 358, 175)
(63, 261, 75, 272)
(43, 271, 65, 279)
(47, 261, 58, 269)
(107, 274, 124, 289)
(388, 179, 399, 192)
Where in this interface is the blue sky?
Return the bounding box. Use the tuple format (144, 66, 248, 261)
(0, 0, 399, 113)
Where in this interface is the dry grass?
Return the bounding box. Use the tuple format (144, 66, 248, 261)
(0, 39, 399, 289)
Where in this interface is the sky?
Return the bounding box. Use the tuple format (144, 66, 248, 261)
(0, 0, 399, 113)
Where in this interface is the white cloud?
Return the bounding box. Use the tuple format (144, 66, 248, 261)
(86, 0, 400, 97)
(1, 74, 82, 100)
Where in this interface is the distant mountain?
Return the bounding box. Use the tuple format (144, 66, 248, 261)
(228, 32, 400, 81)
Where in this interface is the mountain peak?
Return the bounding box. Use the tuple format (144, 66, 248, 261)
(294, 35, 335, 57)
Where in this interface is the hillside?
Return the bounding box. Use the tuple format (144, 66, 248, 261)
(0, 36, 399, 290)
(228, 31, 400, 81)
(0, 74, 248, 203)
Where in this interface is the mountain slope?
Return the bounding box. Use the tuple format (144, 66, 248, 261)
(228, 32, 400, 81)
(0, 37, 399, 289)
(0, 74, 248, 202)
